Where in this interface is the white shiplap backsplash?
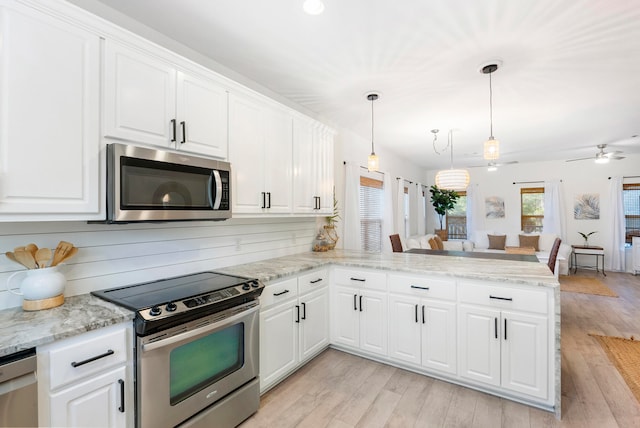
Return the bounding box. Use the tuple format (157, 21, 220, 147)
(0, 217, 317, 310)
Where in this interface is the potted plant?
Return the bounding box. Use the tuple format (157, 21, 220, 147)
(578, 231, 597, 247)
(429, 185, 459, 241)
(324, 188, 340, 249)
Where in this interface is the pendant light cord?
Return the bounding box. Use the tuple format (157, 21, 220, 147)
(489, 70, 494, 138)
(370, 97, 375, 154)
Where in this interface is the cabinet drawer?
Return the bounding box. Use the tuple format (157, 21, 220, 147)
(332, 268, 387, 291)
(260, 277, 298, 309)
(46, 323, 129, 390)
(298, 269, 329, 294)
(388, 274, 456, 300)
(458, 281, 548, 314)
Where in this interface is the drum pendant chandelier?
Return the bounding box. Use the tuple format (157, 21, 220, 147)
(434, 129, 469, 191)
(482, 63, 500, 161)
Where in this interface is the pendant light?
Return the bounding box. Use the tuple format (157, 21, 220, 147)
(434, 130, 469, 191)
(366, 93, 380, 172)
(482, 63, 500, 160)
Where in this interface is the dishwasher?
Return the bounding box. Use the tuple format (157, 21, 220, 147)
(0, 348, 38, 427)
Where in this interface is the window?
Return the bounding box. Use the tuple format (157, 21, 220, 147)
(446, 191, 467, 239)
(521, 187, 544, 233)
(623, 183, 640, 244)
(360, 176, 383, 251)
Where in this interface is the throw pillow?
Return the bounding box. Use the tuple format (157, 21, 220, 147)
(433, 235, 444, 250)
(428, 238, 439, 250)
(487, 234, 506, 250)
(519, 234, 540, 251)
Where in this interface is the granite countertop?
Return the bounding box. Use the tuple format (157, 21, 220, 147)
(0, 249, 557, 358)
(0, 294, 134, 357)
(218, 249, 559, 288)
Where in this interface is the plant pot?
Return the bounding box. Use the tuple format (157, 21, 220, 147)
(435, 229, 448, 241)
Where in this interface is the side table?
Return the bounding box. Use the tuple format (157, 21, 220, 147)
(571, 245, 606, 276)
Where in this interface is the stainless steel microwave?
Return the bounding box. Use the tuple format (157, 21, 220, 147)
(106, 143, 231, 223)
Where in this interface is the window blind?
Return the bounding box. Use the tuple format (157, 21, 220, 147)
(360, 177, 384, 251)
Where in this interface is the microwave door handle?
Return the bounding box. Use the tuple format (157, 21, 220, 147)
(209, 170, 223, 210)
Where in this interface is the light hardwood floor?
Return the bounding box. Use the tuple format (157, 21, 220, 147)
(241, 272, 640, 428)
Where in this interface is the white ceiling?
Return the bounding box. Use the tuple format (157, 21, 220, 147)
(94, 0, 640, 170)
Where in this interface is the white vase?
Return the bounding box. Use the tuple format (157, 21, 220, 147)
(6, 266, 66, 300)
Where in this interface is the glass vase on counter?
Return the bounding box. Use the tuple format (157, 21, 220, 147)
(312, 230, 330, 252)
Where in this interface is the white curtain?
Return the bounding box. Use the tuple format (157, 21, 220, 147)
(416, 183, 426, 235)
(608, 176, 626, 271)
(395, 177, 406, 238)
(381, 172, 395, 253)
(542, 180, 565, 240)
(466, 183, 485, 242)
(343, 163, 361, 250)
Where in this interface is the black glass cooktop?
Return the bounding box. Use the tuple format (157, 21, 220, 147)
(91, 271, 253, 311)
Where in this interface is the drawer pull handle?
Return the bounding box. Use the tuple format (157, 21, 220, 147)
(410, 285, 430, 291)
(310, 278, 323, 284)
(489, 295, 513, 301)
(118, 379, 125, 413)
(71, 349, 114, 368)
(350, 277, 366, 282)
(273, 290, 290, 296)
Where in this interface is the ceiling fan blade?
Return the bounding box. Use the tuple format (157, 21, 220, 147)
(495, 161, 518, 166)
(611, 156, 625, 160)
(565, 157, 592, 162)
(605, 150, 623, 157)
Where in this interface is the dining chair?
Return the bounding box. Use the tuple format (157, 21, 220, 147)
(547, 238, 562, 274)
(389, 234, 403, 252)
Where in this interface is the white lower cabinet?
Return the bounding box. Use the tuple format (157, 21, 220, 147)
(387, 274, 457, 375)
(37, 323, 134, 428)
(259, 269, 329, 392)
(331, 268, 387, 357)
(458, 281, 549, 400)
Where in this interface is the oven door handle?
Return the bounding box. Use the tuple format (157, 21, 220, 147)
(140, 304, 258, 353)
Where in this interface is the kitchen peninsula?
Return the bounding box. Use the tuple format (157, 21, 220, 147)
(0, 249, 560, 422)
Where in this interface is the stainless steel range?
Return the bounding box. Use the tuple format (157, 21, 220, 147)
(92, 271, 264, 428)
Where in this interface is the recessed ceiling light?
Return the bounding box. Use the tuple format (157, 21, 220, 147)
(303, 0, 324, 15)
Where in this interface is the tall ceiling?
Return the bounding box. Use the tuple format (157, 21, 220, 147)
(93, 0, 640, 169)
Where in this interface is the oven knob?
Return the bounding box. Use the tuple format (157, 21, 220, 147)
(251, 280, 260, 288)
(149, 306, 162, 316)
(166, 302, 177, 312)
(242, 283, 251, 291)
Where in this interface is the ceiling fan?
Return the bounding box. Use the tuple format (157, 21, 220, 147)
(468, 160, 518, 170)
(566, 144, 625, 163)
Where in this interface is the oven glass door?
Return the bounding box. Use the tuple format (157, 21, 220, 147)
(170, 323, 243, 405)
(137, 303, 259, 428)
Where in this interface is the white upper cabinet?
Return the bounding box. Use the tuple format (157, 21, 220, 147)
(104, 40, 228, 159)
(229, 91, 292, 214)
(292, 116, 334, 215)
(0, 2, 101, 220)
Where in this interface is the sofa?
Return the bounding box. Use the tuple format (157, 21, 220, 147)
(405, 232, 570, 277)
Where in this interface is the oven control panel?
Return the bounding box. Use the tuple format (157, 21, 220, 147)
(138, 279, 263, 321)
